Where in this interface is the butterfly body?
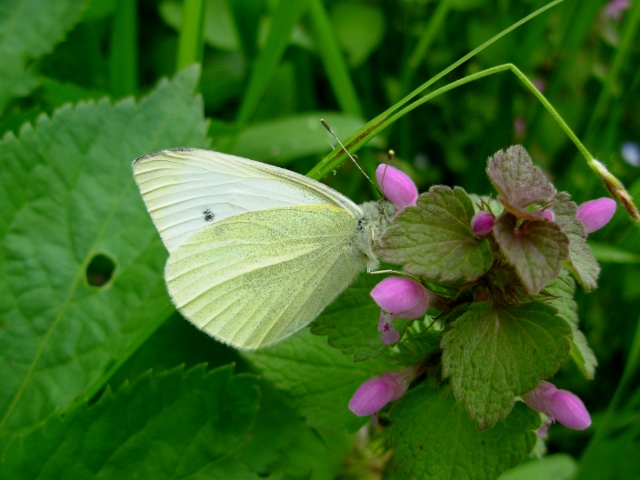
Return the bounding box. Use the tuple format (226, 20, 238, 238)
(133, 148, 391, 349)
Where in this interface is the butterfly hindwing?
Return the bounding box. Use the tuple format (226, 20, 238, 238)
(164, 205, 367, 350)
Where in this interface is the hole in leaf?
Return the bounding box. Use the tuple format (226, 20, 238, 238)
(86, 253, 116, 287)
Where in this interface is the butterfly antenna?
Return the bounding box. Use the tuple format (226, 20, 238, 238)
(378, 149, 396, 199)
(321, 119, 379, 192)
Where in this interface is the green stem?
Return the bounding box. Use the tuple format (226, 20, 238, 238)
(176, 0, 206, 70)
(109, 0, 138, 97)
(307, 0, 363, 118)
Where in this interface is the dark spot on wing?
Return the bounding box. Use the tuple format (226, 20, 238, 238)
(203, 208, 215, 222)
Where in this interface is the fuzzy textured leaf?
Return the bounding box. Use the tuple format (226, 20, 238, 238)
(243, 329, 393, 432)
(441, 302, 572, 429)
(0, 67, 209, 447)
(553, 192, 600, 291)
(494, 213, 569, 294)
(543, 273, 597, 379)
(0, 365, 260, 480)
(388, 385, 538, 480)
(487, 145, 556, 217)
(310, 274, 411, 362)
(378, 185, 493, 282)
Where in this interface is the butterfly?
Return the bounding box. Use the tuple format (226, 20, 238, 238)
(133, 148, 393, 350)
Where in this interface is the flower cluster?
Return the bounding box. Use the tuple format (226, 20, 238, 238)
(347, 158, 614, 429)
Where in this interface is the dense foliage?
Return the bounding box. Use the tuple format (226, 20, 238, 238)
(1, 0, 639, 478)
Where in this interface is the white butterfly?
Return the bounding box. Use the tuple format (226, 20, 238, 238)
(133, 148, 393, 350)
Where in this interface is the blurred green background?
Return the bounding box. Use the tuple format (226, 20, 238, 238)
(1, 0, 639, 478)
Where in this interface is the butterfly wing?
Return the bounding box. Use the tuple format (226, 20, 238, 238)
(164, 205, 366, 350)
(133, 148, 361, 252)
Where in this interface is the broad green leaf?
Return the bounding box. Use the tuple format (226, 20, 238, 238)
(329, 2, 386, 67)
(0, 365, 260, 480)
(231, 112, 373, 166)
(486, 145, 556, 217)
(441, 301, 572, 429)
(498, 454, 578, 480)
(543, 273, 597, 379)
(0, 0, 86, 112)
(494, 213, 569, 294)
(242, 378, 343, 480)
(388, 385, 538, 480)
(0, 66, 209, 447)
(311, 274, 413, 362)
(553, 192, 600, 291)
(378, 186, 493, 282)
(243, 329, 393, 432)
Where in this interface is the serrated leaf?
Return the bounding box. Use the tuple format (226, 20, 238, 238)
(243, 329, 393, 432)
(553, 192, 600, 291)
(486, 145, 556, 216)
(377, 185, 493, 282)
(0, 66, 209, 447)
(388, 385, 538, 480)
(0, 0, 87, 111)
(310, 274, 411, 362)
(0, 365, 260, 480)
(441, 302, 572, 429)
(543, 273, 597, 379)
(494, 213, 569, 294)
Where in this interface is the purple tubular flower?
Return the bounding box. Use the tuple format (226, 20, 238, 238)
(576, 198, 616, 234)
(348, 366, 418, 416)
(371, 277, 430, 319)
(376, 164, 418, 210)
(522, 381, 591, 431)
(378, 312, 400, 345)
(471, 211, 495, 236)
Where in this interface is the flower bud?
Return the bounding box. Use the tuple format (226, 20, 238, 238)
(471, 211, 495, 236)
(576, 198, 616, 233)
(348, 366, 418, 416)
(371, 277, 430, 319)
(541, 209, 555, 222)
(522, 381, 591, 431)
(376, 164, 418, 210)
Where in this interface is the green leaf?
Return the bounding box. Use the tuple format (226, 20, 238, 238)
(0, 0, 87, 112)
(329, 2, 386, 67)
(543, 273, 597, 379)
(0, 365, 261, 480)
(486, 145, 556, 217)
(498, 453, 578, 480)
(378, 186, 493, 282)
(388, 385, 538, 480)
(494, 213, 570, 294)
(0, 66, 209, 447)
(310, 274, 413, 362)
(231, 112, 374, 166)
(243, 329, 393, 432)
(441, 301, 572, 429)
(553, 192, 600, 291)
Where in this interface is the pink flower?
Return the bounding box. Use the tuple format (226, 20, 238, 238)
(371, 277, 430, 318)
(471, 211, 495, 235)
(522, 381, 591, 434)
(604, 0, 630, 21)
(371, 277, 432, 345)
(378, 312, 400, 345)
(376, 164, 418, 211)
(576, 198, 616, 234)
(348, 366, 418, 416)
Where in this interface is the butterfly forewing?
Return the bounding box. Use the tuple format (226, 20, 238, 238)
(133, 148, 361, 252)
(164, 206, 367, 349)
